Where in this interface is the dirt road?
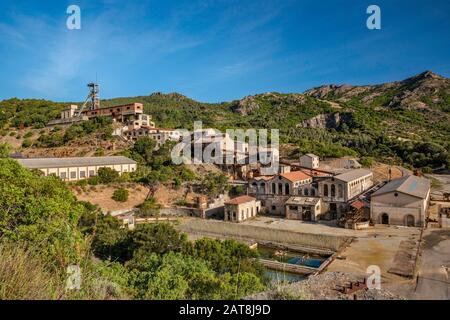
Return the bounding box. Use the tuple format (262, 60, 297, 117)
(412, 229, 450, 300)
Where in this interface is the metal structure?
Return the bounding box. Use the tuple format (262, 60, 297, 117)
(74, 82, 100, 117)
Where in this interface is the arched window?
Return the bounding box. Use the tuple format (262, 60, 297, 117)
(324, 184, 329, 196)
(285, 183, 290, 195)
(311, 189, 316, 196)
(338, 184, 343, 198)
(278, 183, 283, 195)
(331, 184, 336, 197)
(304, 189, 309, 196)
(272, 183, 276, 194)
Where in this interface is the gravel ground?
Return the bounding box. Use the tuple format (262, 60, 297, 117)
(247, 272, 404, 300)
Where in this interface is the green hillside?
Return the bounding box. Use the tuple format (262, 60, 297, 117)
(1, 71, 449, 169)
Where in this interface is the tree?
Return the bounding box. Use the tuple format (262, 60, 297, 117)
(97, 167, 120, 184)
(200, 173, 229, 197)
(133, 137, 156, 164)
(130, 223, 188, 256)
(0, 142, 11, 158)
(0, 159, 89, 266)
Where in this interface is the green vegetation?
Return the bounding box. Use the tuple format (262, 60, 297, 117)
(112, 188, 129, 202)
(200, 173, 229, 198)
(0, 142, 11, 158)
(0, 160, 266, 299)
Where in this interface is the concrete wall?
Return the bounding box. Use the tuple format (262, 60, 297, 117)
(178, 219, 347, 251)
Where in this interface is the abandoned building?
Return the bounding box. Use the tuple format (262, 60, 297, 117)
(299, 153, 320, 169)
(16, 156, 137, 181)
(285, 197, 324, 221)
(224, 195, 261, 222)
(317, 169, 374, 219)
(249, 170, 314, 215)
(123, 127, 182, 146)
(370, 175, 430, 227)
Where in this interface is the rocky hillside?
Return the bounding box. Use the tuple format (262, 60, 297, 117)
(305, 71, 450, 113)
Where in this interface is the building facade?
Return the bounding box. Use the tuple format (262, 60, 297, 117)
(299, 153, 320, 169)
(318, 169, 374, 219)
(370, 175, 430, 227)
(224, 195, 261, 222)
(17, 156, 137, 182)
(285, 197, 324, 221)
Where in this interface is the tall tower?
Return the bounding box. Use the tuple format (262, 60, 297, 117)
(87, 82, 100, 110)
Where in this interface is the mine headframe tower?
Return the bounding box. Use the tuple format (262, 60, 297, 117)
(74, 82, 100, 117)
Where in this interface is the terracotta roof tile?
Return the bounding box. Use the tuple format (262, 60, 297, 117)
(225, 195, 256, 205)
(280, 171, 311, 182)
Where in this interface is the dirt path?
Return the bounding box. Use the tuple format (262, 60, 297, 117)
(412, 229, 450, 300)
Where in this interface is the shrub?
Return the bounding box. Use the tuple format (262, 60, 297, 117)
(97, 167, 120, 184)
(112, 188, 129, 202)
(22, 139, 32, 148)
(23, 131, 33, 139)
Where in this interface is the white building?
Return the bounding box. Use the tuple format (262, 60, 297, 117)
(318, 169, 374, 218)
(370, 175, 430, 227)
(17, 156, 137, 181)
(299, 153, 320, 169)
(224, 195, 261, 222)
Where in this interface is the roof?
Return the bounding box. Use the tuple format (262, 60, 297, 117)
(16, 156, 137, 169)
(300, 153, 319, 159)
(334, 169, 372, 182)
(225, 195, 256, 205)
(372, 175, 430, 199)
(350, 200, 365, 210)
(252, 176, 274, 181)
(280, 171, 311, 182)
(286, 197, 321, 206)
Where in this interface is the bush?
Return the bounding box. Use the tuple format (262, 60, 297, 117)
(97, 167, 120, 184)
(112, 188, 129, 202)
(23, 131, 33, 139)
(22, 139, 32, 148)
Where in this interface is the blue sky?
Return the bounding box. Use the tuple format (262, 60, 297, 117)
(0, 0, 449, 103)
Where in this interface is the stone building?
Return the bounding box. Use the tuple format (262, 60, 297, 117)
(299, 153, 320, 169)
(318, 169, 373, 219)
(16, 156, 137, 182)
(285, 197, 324, 221)
(224, 195, 261, 222)
(370, 175, 430, 227)
(249, 171, 314, 215)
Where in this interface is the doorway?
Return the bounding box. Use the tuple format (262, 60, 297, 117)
(381, 213, 389, 225)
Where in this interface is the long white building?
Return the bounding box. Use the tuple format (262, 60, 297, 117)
(16, 156, 137, 181)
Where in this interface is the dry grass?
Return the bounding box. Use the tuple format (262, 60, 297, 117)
(0, 243, 64, 300)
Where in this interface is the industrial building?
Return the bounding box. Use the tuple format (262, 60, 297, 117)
(16, 156, 137, 182)
(370, 175, 430, 227)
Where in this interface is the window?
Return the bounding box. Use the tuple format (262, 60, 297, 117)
(278, 183, 283, 194)
(89, 170, 96, 177)
(70, 172, 77, 179)
(80, 171, 86, 178)
(324, 184, 329, 196)
(338, 184, 343, 198)
(289, 205, 298, 210)
(285, 183, 290, 195)
(304, 189, 309, 196)
(272, 183, 276, 194)
(331, 184, 336, 197)
(60, 172, 67, 179)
